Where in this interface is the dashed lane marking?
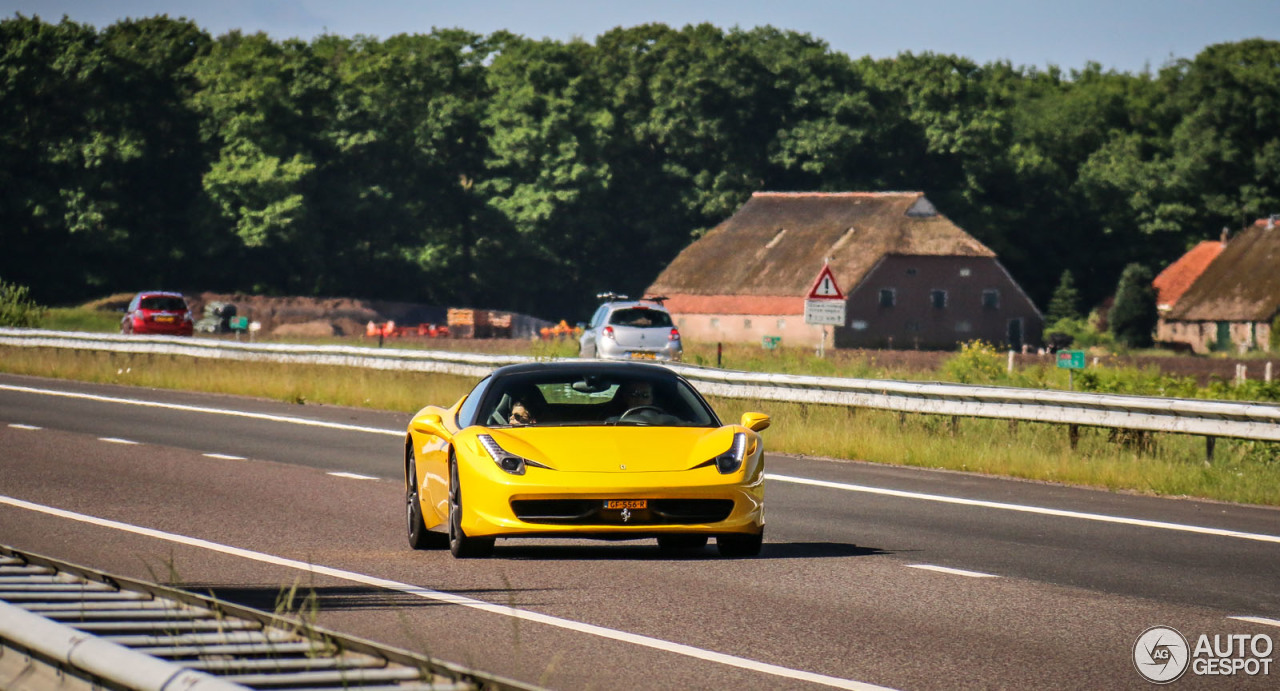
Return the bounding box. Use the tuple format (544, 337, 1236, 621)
(327, 471, 378, 480)
(768, 474, 1280, 545)
(906, 564, 998, 578)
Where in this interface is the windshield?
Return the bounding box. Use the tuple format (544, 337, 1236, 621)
(139, 296, 187, 311)
(608, 307, 673, 328)
(479, 370, 716, 428)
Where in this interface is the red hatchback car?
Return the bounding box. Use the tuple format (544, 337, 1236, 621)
(121, 291, 194, 336)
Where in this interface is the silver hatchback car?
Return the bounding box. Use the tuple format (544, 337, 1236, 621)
(579, 294, 683, 361)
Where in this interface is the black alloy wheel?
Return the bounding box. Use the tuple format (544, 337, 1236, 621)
(449, 453, 495, 558)
(406, 449, 441, 549)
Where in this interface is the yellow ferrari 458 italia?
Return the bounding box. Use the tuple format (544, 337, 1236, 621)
(404, 361, 770, 558)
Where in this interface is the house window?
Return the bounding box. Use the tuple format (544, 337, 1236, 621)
(879, 288, 896, 307)
(710, 318, 719, 329)
(959, 268, 971, 277)
(743, 318, 752, 329)
(678, 318, 686, 328)
(905, 320, 922, 332)
(982, 289, 1000, 309)
(776, 318, 786, 330)
(850, 320, 868, 330)
(956, 321, 972, 333)
(930, 290, 947, 309)
(906, 268, 918, 276)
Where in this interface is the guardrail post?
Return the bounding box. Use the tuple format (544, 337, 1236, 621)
(1205, 436, 1216, 464)
(949, 416, 959, 437)
(1068, 424, 1080, 450)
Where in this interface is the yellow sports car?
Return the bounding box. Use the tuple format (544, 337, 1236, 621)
(404, 361, 770, 558)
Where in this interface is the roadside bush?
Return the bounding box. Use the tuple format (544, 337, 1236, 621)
(941, 340, 1006, 384)
(0, 278, 44, 327)
(1044, 316, 1116, 350)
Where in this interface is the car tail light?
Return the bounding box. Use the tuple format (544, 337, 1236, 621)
(603, 326, 616, 340)
(669, 327, 680, 341)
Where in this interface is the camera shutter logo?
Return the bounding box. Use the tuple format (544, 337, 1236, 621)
(1134, 626, 1190, 683)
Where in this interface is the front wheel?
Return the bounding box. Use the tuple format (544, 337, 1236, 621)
(448, 454, 494, 558)
(717, 531, 763, 558)
(406, 450, 443, 550)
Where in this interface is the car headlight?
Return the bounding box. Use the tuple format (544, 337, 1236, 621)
(479, 434, 528, 475)
(711, 432, 747, 474)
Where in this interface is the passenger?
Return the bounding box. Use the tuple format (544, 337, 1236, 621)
(509, 400, 537, 426)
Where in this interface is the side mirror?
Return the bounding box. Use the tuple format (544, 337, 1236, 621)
(740, 412, 770, 433)
(411, 413, 451, 440)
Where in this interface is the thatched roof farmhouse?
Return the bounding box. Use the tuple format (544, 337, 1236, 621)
(1159, 218, 1280, 353)
(648, 191, 1042, 350)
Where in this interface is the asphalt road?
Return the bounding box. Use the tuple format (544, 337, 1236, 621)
(1, 372, 1278, 689)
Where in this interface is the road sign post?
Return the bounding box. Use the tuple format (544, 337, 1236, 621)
(804, 263, 845, 357)
(1056, 349, 1086, 390)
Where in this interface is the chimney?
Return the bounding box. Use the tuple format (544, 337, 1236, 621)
(1221, 226, 1230, 243)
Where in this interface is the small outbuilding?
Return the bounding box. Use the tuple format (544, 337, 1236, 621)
(647, 191, 1042, 350)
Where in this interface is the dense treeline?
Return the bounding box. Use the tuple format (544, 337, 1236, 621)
(2, 14, 1278, 321)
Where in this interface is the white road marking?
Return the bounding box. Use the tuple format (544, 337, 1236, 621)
(767, 474, 1280, 545)
(98, 437, 139, 445)
(5, 383, 1275, 546)
(0, 495, 891, 691)
(327, 471, 378, 480)
(0, 384, 402, 437)
(7, 423, 41, 430)
(906, 564, 998, 578)
(1229, 616, 1280, 629)
(203, 453, 246, 461)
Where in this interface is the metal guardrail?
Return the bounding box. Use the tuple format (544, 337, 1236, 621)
(0, 545, 531, 690)
(2, 328, 1278, 444)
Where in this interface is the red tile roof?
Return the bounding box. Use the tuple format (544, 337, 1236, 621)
(1153, 240, 1224, 310)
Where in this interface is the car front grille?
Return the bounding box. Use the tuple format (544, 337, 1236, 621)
(510, 499, 734, 525)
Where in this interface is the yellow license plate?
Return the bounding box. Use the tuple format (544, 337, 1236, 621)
(630, 352, 656, 360)
(154, 315, 174, 323)
(605, 499, 647, 510)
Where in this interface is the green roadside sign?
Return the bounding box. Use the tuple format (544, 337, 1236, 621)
(1056, 350, 1085, 369)
(229, 316, 249, 331)
(762, 335, 781, 350)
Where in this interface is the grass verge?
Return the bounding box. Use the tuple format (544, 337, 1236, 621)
(2, 345, 1277, 507)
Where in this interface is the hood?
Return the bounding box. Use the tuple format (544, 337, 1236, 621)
(473, 426, 738, 473)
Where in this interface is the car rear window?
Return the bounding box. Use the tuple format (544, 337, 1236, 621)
(139, 296, 187, 311)
(608, 308, 672, 328)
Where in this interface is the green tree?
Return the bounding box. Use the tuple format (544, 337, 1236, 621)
(1109, 263, 1158, 348)
(1045, 270, 1083, 325)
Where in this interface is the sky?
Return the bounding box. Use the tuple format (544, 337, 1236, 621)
(3, 0, 1278, 74)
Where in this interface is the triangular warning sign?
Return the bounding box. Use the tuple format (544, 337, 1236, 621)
(807, 264, 845, 299)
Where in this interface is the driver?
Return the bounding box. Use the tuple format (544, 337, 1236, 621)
(607, 380, 665, 423)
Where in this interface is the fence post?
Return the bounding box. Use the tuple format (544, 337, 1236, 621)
(1007, 350, 1014, 374)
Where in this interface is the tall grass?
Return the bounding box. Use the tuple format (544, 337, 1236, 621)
(2, 345, 1277, 506)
